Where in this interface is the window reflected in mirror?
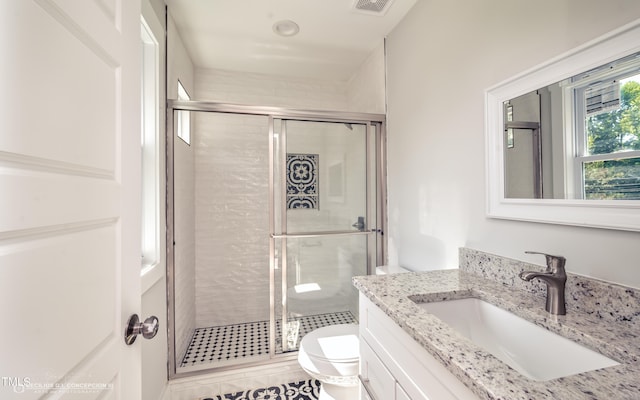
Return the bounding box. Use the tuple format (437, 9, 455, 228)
(503, 52, 640, 200)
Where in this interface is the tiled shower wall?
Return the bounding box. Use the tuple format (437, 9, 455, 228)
(172, 44, 385, 335)
(174, 134, 196, 361)
(195, 68, 349, 111)
(194, 113, 271, 327)
(192, 71, 356, 328)
(192, 115, 366, 328)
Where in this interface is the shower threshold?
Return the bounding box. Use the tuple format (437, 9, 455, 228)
(180, 310, 357, 368)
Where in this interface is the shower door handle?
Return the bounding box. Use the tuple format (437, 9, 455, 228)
(124, 314, 159, 345)
(352, 216, 365, 232)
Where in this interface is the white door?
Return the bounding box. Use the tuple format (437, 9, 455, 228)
(0, 0, 142, 399)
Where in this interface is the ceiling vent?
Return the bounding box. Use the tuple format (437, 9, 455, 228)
(353, 0, 396, 16)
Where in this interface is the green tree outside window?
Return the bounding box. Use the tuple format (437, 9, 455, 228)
(584, 80, 640, 200)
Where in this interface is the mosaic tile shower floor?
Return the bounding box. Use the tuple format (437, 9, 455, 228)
(203, 379, 321, 400)
(181, 311, 357, 367)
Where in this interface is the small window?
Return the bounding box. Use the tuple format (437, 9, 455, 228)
(177, 81, 191, 145)
(573, 63, 640, 200)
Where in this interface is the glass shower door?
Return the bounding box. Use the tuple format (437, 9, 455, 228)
(167, 101, 385, 378)
(272, 119, 378, 353)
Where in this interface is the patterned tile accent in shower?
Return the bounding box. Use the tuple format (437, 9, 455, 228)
(181, 311, 357, 367)
(286, 153, 319, 209)
(202, 379, 320, 400)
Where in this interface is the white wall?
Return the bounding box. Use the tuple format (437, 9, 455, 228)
(168, 12, 196, 363)
(385, 0, 640, 288)
(191, 67, 379, 327)
(347, 42, 386, 114)
(195, 68, 348, 110)
(168, 16, 195, 100)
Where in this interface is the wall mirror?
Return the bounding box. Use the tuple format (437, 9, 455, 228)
(485, 19, 640, 231)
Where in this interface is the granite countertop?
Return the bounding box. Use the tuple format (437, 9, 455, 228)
(353, 268, 640, 400)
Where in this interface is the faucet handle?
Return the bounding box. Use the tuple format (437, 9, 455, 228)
(525, 251, 566, 273)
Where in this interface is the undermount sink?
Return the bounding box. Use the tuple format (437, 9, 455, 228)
(415, 298, 619, 381)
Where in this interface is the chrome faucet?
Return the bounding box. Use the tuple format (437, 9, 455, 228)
(519, 251, 567, 315)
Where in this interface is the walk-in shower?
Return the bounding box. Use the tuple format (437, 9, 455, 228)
(167, 101, 386, 377)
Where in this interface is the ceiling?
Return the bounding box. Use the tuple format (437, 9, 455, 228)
(166, 0, 417, 81)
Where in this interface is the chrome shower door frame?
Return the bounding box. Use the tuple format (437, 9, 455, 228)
(167, 100, 386, 379)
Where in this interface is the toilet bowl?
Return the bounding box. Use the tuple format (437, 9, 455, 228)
(297, 324, 360, 400)
(297, 266, 410, 399)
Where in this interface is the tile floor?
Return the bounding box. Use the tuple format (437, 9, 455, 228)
(181, 311, 357, 367)
(202, 379, 320, 400)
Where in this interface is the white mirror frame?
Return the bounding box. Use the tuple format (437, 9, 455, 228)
(485, 18, 640, 232)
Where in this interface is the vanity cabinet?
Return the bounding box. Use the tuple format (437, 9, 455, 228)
(358, 294, 480, 400)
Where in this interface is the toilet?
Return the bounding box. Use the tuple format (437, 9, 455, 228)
(297, 324, 360, 400)
(297, 265, 411, 400)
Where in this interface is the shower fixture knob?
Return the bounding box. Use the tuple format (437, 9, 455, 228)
(124, 314, 160, 345)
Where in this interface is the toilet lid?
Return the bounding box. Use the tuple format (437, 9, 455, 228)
(300, 324, 359, 362)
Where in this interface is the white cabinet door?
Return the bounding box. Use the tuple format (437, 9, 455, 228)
(0, 0, 141, 398)
(360, 338, 396, 400)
